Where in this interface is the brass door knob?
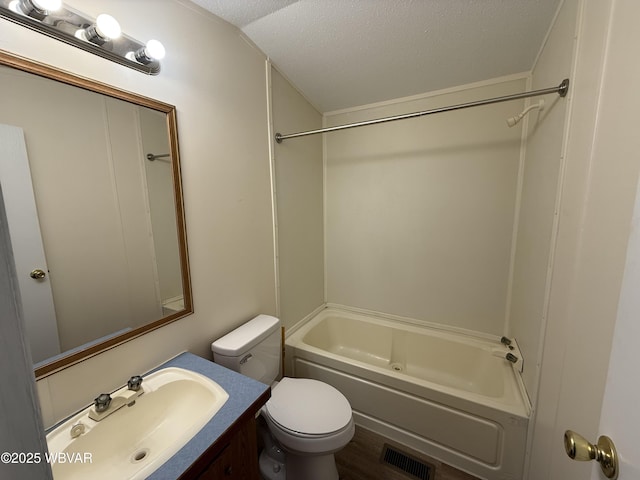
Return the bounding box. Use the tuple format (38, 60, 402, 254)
(30, 269, 47, 279)
(564, 430, 618, 479)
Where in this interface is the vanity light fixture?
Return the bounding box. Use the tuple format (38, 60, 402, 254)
(0, 0, 165, 75)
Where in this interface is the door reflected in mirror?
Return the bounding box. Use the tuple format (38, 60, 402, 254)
(0, 50, 192, 378)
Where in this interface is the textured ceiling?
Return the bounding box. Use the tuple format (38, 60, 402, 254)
(190, 0, 562, 113)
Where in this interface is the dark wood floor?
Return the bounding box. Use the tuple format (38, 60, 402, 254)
(335, 426, 480, 480)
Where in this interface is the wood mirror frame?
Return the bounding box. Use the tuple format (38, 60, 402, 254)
(0, 49, 192, 379)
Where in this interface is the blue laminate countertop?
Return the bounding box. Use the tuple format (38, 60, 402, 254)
(145, 352, 269, 479)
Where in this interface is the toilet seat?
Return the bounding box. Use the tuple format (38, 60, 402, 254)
(264, 377, 352, 435)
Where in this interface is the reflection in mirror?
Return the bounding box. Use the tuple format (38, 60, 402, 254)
(0, 50, 192, 378)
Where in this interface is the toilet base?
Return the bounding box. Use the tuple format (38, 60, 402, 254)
(257, 392, 349, 480)
(259, 445, 339, 480)
(259, 449, 286, 480)
(285, 452, 339, 480)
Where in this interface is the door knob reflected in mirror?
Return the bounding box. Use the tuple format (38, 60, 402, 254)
(30, 269, 47, 280)
(564, 430, 618, 479)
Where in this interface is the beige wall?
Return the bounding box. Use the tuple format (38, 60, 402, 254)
(508, 0, 577, 399)
(0, 0, 278, 427)
(324, 78, 526, 335)
(270, 67, 324, 330)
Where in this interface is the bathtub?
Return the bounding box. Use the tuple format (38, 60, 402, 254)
(284, 307, 530, 480)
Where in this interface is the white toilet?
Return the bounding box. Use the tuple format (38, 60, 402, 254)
(211, 314, 354, 480)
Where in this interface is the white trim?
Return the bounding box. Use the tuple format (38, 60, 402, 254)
(322, 111, 328, 305)
(324, 72, 532, 117)
(265, 59, 281, 318)
(504, 73, 534, 337)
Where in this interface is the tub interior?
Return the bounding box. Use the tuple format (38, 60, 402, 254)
(301, 315, 506, 397)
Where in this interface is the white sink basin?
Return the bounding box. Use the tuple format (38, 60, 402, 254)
(46, 367, 229, 479)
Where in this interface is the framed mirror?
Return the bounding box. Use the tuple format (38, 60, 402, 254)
(0, 49, 192, 379)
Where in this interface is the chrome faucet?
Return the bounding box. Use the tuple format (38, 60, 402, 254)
(128, 375, 143, 392)
(88, 376, 144, 422)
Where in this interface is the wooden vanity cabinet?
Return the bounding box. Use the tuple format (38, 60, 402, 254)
(197, 416, 259, 479)
(180, 390, 269, 480)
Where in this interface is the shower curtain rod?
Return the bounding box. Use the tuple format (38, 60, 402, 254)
(275, 78, 569, 144)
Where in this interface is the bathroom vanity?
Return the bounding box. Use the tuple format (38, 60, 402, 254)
(190, 415, 261, 479)
(46, 352, 269, 480)
(146, 353, 270, 480)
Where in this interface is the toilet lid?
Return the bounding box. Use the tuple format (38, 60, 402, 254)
(265, 377, 352, 435)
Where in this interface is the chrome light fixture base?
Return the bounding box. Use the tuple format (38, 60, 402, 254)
(0, 0, 162, 75)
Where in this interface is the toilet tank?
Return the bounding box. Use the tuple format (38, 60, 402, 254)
(211, 314, 281, 385)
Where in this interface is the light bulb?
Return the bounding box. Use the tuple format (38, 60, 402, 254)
(16, 0, 61, 15)
(31, 0, 61, 11)
(95, 14, 121, 40)
(8, 0, 21, 13)
(144, 40, 165, 60)
(82, 13, 121, 45)
(134, 39, 166, 64)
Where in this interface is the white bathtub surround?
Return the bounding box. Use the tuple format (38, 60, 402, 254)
(285, 307, 530, 480)
(324, 77, 527, 337)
